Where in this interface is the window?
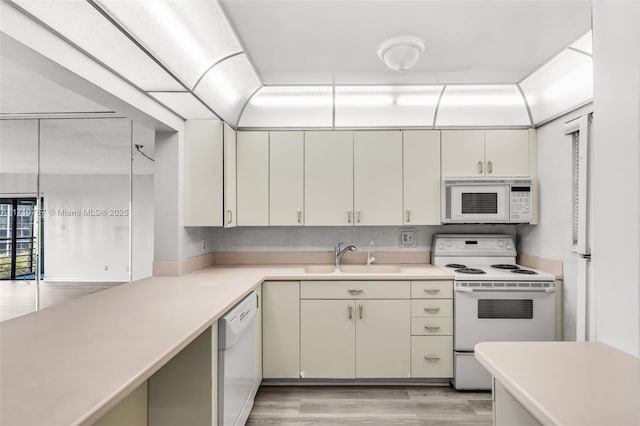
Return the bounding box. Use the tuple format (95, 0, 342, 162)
(0, 198, 44, 280)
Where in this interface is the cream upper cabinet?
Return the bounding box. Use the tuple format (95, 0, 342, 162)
(223, 123, 237, 228)
(403, 130, 441, 225)
(236, 131, 269, 226)
(353, 131, 403, 226)
(355, 299, 410, 378)
(304, 131, 354, 226)
(270, 131, 304, 226)
(300, 299, 356, 379)
(484, 130, 529, 176)
(442, 129, 531, 177)
(183, 120, 223, 227)
(441, 130, 486, 176)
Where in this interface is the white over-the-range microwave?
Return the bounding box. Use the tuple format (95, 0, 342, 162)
(441, 176, 533, 224)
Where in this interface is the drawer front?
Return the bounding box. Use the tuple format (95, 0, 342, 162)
(411, 299, 453, 317)
(301, 281, 410, 299)
(411, 336, 453, 378)
(411, 280, 453, 299)
(410, 317, 453, 336)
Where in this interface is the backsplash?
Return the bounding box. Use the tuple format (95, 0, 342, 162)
(210, 224, 517, 252)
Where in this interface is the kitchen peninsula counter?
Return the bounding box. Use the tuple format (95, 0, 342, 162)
(0, 264, 450, 426)
(475, 341, 640, 426)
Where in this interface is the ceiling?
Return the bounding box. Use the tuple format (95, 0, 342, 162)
(0, 56, 113, 115)
(220, 0, 592, 85)
(2, 0, 593, 128)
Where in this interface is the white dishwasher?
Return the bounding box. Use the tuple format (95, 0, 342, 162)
(218, 291, 257, 426)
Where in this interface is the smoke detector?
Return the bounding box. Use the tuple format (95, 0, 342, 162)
(377, 36, 425, 72)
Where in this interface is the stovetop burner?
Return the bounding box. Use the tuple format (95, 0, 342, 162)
(491, 264, 520, 270)
(455, 267, 486, 275)
(511, 269, 537, 275)
(446, 263, 467, 269)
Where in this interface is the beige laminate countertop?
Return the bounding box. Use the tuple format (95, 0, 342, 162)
(475, 341, 640, 426)
(0, 264, 449, 426)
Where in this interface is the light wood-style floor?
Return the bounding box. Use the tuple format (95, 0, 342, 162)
(247, 385, 492, 426)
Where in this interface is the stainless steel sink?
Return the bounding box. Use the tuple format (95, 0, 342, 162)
(339, 264, 402, 273)
(304, 265, 337, 273)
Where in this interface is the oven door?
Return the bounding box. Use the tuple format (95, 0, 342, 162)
(454, 286, 555, 351)
(449, 185, 509, 223)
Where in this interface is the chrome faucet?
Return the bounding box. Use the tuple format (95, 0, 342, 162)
(335, 242, 358, 266)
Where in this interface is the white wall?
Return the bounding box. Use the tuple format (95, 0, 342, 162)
(591, 1, 640, 356)
(210, 224, 517, 252)
(517, 103, 593, 341)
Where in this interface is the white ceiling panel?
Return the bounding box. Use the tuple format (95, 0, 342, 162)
(335, 86, 442, 127)
(239, 86, 332, 128)
(221, 0, 591, 85)
(13, 0, 183, 91)
(148, 92, 216, 120)
(194, 54, 261, 126)
(98, 0, 244, 89)
(520, 50, 593, 124)
(436, 85, 530, 127)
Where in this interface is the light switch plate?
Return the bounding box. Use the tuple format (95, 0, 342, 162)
(399, 231, 416, 248)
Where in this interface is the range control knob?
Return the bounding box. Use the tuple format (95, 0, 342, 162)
(506, 243, 513, 250)
(497, 240, 504, 247)
(446, 241, 452, 247)
(437, 243, 444, 249)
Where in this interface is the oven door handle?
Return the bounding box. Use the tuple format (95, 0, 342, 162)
(455, 287, 556, 293)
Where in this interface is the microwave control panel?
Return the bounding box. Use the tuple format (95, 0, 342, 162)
(509, 186, 531, 220)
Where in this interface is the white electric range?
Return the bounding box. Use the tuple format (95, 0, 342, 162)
(432, 234, 556, 390)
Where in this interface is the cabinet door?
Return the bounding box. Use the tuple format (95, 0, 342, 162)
(254, 285, 263, 388)
(223, 123, 237, 227)
(353, 131, 403, 225)
(484, 130, 529, 176)
(403, 130, 441, 225)
(441, 130, 485, 176)
(300, 299, 355, 378)
(355, 299, 410, 378)
(270, 131, 304, 226)
(411, 336, 453, 378)
(304, 131, 354, 226)
(183, 120, 223, 227)
(263, 282, 300, 379)
(237, 131, 269, 226)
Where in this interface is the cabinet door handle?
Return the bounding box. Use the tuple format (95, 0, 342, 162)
(424, 306, 440, 313)
(348, 289, 363, 295)
(424, 325, 441, 330)
(406, 210, 411, 223)
(356, 209, 361, 223)
(348, 304, 352, 319)
(487, 160, 493, 174)
(477, 161, 483, 174)
(297, 209, 302, 224)
(226, 210, 233, 224)
(424, 354, 441, 361)
(359, 304, 363, 319)
(424, 288, 440, 294)
(347, 209, 352, 224)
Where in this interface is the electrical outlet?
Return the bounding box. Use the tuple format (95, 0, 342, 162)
(201, 239, 207, 252)
(400, 231, 416, 248)
(104, 265, 109, 271)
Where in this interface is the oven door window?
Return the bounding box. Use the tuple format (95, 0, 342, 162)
(478, 299, 533, 319)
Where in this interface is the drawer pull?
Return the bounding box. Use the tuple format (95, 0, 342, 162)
(423, 288, 440, 294)
(424, 354, 441, 361)
(424, 306, 440, 313)
(348, 289, 364, 295)
(424, 325, 441, 330)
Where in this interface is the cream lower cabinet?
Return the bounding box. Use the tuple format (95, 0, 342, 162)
(262, 281, 300, 379)
(410, 280, 454, 378)
(300, 281, 410, 379)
